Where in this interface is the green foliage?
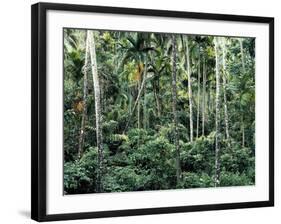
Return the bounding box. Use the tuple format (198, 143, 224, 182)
(64, 161, 92, 194)
(64, 147, 98, 194)
(220, 171, 253, 186)
(179, 172, 214, 188)
(64, 109, 80, 161)
(220, 146, 254, 173)
(105, 132, 177, 191)
(181, 135, 215, 173)
(63, 29, 255, 194)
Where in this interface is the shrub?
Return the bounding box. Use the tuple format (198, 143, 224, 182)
(179, 172, 214, 188)
(220, 171, 254, 186)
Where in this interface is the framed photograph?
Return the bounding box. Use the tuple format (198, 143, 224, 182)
(31, 2, 274, 222)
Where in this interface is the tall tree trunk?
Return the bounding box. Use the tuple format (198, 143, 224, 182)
(78, 34, 89, 159)
(239, 38, 245, 73)
(185, 36, 193, 142)
(202, 57, 206, 136)
(137, 81, 141, 130)
(137, 80, 141, 148)
(222, 38, 230, 142)
(239, 38, 246, 148)
(153, 81, 161, 117)
(143, 59, 148, 129)
(196, 53, 201, 138)
(208, 91, 213, 121)
(214, 37, 221, 187)
(123, 70, 147, 133)
(87, 31, 103, 192)
(143, 85, 147, 129)
(171, 35, 181, 184)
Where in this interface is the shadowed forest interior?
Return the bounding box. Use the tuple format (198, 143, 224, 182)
(63, 28, 255, 194)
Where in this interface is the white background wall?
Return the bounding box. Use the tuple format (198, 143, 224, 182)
(0, 0, 279, 223)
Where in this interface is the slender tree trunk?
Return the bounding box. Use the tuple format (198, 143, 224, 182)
(239, 38, 245, 73)
(202, 57, 206, 136)
(171, 35, 181, 184)
(214, 37, 221, 187)
(143, 85, 147, 129)
(239, 38, 246, 148)
(208, 91, 213, 121)
(143, 59, 148, 129)
(78, 34, 89, 159)
(123, 70, 147, 133)
(137, 81, 141, 148)
(185, 36, 193, 142)
(196, 54, 201, 138)
(222, 38, 230, 142)
(137, 81, 141, 130)
(88, 31, 103, 192)
(153, 81, 161, 117)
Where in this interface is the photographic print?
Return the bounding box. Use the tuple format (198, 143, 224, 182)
(63, 29, 255, 194)
(32, 3, 274, 221)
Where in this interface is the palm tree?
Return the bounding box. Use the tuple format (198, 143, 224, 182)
(171, 34, 181, 184)
(221, 37, 230, 142)
(121, 33, 154, 132)
(214, 37, 221, 187)
(87, 30, 104, 192)
(78, 32, 89, 158)
(184, 35, 193, 142)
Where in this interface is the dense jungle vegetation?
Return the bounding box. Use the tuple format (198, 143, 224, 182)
(63, 29, 255, 194)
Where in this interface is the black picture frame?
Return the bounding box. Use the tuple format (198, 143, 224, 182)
(31, 2, 274, 222)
